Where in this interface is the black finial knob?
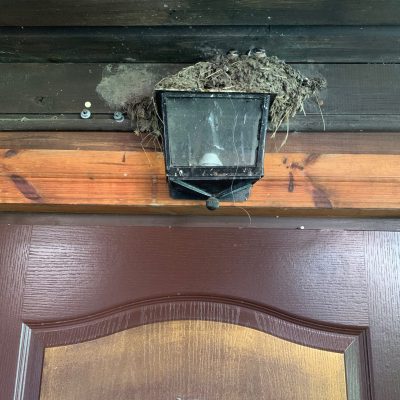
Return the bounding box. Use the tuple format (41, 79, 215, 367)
(206, 197, 220, 211)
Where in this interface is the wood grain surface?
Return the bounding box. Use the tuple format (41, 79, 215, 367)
(21, 226, 369, 399)
(1, 0, 400, 26)
(0, 131, 398, 154)
(0, 225, 32, 400)
(39, 320, 347, 400)
(0, 148, 399, 216)
(0, 218, 397, 398)
(23, 297, 367, 399)
(1, 26, 399, 64)
(23, 226, 367, 325)
(5, 114, 400, 133)
(1, 63, 400, 132)
(366, 232, 400, 400)
(2, 131, 400, 154)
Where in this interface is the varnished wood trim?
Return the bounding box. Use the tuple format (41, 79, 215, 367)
(0, 149, 400, 216)
(1, 131, 400, 155)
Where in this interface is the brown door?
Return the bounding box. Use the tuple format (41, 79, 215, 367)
(1, 216, 399, 399)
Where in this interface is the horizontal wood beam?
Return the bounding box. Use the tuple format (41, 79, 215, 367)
(1, 63, 400, 132)
(1, 26, 399, 64)
(1, 0, 400, 26)
(1, 131, 400, 154)
(1, 148, 399, 216)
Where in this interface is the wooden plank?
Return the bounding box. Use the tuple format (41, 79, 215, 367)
(0, 131, 142, 151)
(1, 0, 400, 26)
(0, 114, 132, 132)
(1, 63, 400, 132)
(1, 26, 400, 64)
(269, 132, 400, 154)
(4, 114, 400, 133)
(0, 63, 181, 114)
(1, 131, 400, 155)
(282, 115, 400, 133)
(0, 149, 399, 216)
(1, 63, 398, 115)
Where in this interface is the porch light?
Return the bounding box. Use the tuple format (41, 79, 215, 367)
(157, 91, 271, 210)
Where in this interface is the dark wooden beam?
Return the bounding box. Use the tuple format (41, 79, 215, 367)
(1, 0, 400, 26)
(3, 114, 400, 133)
(1, 26, 400, 63)
(1, 63, 400, 132)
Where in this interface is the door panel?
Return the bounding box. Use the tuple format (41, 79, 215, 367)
(21, 300, 367, 400)
(23, 226, 368, 325)
(0, 218, 399, 399)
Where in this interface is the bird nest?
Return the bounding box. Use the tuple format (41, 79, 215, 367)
(125, 54, 326, 140)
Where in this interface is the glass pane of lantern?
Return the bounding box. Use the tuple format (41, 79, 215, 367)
(165, 95, 263, 167)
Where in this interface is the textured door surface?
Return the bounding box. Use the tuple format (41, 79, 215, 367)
(0, 216, 399, 399)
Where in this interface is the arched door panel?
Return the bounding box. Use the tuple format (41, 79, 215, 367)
(17, 300, 369, 399)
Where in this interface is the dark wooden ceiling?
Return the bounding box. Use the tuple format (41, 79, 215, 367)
(1, 26, 400, 64)
(1, 1, 399, 133)
(1, 0, 400, 25)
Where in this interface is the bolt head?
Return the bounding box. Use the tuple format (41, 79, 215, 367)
(80, 109, 91, 119)
(113, 111, 125, 122)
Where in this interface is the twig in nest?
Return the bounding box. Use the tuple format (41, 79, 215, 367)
(314, 94, 326, 131)
(279, 117, 290, 151)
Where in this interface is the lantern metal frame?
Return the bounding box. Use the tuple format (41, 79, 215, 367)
(156, 90, 271, 205)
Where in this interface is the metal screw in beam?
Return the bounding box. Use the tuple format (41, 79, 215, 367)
(80, 109, 91, 119)
(113, 111, 125, 123)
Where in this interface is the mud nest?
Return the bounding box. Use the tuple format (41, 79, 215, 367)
(125, 54, 326, 138)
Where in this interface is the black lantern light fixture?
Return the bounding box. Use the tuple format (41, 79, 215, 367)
(157, 90, 271, 210)
(127, 51, 325, 209)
